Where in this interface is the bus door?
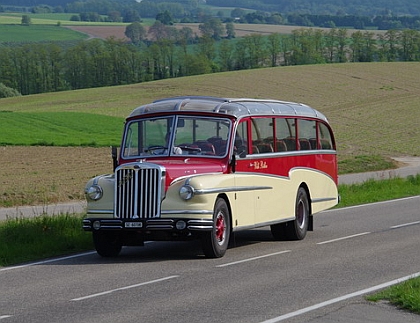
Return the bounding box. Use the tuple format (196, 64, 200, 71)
(231, 120, 257, 228)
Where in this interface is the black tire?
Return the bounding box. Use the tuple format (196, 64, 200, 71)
(202, 198, 231, 258)
(92, 231, 122, 257)
(270, 222, 286, 241)
(271, 187, 310, 241)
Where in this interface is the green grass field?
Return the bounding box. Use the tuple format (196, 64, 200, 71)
(0, 111, 123, 146)
(0, 24, 87, 42)
(0, 13, 153, 26)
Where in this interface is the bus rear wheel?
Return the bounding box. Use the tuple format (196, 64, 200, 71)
(202, 198, 230, 258)
(271, 187, 310, 241)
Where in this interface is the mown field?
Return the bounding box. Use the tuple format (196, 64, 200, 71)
(0, 12, 388, 42)
(0, 62, 419, 207)
(0, 24, 87, 42)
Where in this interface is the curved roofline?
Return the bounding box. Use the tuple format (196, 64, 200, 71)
(129, 96, 329, 123)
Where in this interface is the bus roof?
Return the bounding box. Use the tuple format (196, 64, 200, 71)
(129, 96, 329, 122)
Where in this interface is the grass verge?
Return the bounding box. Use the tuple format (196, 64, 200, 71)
(0, 214, 93, 267)
(367, 277, 420, 314)
(337, 174, 420, 208)
(338, 155, 396, 175)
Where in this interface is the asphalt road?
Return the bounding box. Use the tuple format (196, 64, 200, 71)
(1, 196, 419, 323)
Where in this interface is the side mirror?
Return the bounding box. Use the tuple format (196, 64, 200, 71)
(111, 146, 118, 171)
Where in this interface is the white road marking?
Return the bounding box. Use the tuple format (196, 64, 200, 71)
(0, 251, 96, 272)
(316, 232, 371, 245)
(216, 250, 291, 268)
(0, 316, 12, 320)
(259, 271, 420, 323)
(322, 195, 420, 212)
(71, 275, 179, 301)
(390, 221, 420, 229)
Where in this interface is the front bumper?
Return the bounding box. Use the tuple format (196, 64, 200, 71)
(82, 218, 214, 232)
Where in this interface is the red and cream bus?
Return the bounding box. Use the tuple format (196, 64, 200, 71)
(83, 96, 338, 258)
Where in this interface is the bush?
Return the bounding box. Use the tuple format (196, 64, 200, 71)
(0, 83, 21, 98)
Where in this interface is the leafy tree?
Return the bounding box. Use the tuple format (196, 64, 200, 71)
(324, 28, 337, 63)
(267, 33, 282, 66)
(148, 39, 176, 79)
(266, 13, 284, 25)
(199, 18, 224, 40)
(125, 22, 146, 44)
(196, 35, 216, 61)
(177, 26, 195, 48)
(123, 9, 141, 23)
(350, 31, 364, 62)
(360, 31, 376, 62)
(290, 29, 325, 65)
(231, 8, 246, 19)
(323, 28, 347, 63)
(234, 38, 249, 69)
(63, 43, 92, 89)
(182, 53, 213, 76)
(383, 30, 398, 61)
(21, 15, 31, 25)
(148, 21, 170, 41)
(0, 83, 21, 98)
(156, 10, 174, 25)
(243, 34, 268, 68)
(225, 22, 235, 39)
(336, 28, 348, 63)
(107, 11, 122, 23)
(218, 39, 234, 71)
(79, 12, 101, 22)
(399, 29, 420, 61)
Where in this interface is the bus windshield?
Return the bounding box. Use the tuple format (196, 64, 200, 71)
(122, 116, 232, 158)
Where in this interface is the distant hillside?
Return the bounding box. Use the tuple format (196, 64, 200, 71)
(3, 62, 420, 160)
(2, 0, 420, 16)
(207, 0, 420, 15)
(0, 0, 70, 7)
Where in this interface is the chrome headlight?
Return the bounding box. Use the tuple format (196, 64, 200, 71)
(179, 185, 194, 200)
(85, 185, 103, 201)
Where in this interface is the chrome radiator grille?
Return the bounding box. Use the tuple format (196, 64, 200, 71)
(115, 164, 164, 219)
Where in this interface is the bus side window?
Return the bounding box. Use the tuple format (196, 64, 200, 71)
(276, 118, 297, 151)
(252, 118, 274, 154)
(318, 122, 334, 150)
(298, 119, 316, 150)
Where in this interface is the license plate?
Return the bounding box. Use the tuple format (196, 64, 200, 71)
(125, 222, 143, 228)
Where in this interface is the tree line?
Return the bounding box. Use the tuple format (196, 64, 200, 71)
(207, 0, 420, 16)
(1, 25, 420, 97)
(4, 0, 420, 16)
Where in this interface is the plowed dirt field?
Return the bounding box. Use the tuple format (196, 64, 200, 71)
(66, 23, 388, 41)
(0, 146, 112, 207)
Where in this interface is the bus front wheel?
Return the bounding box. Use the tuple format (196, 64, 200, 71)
(202, 198, 231, 258)
(93, 231, 122, 257)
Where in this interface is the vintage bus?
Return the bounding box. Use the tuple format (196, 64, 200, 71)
(83, 96, 338, 258)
